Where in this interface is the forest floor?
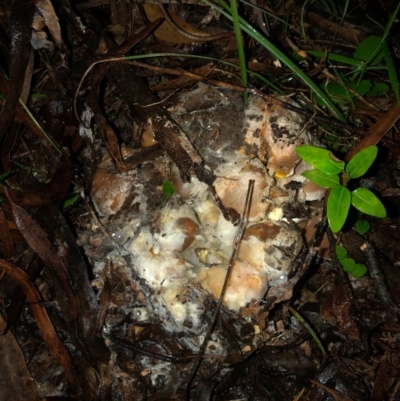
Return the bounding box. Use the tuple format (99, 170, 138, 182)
(1, 1, 400, 400)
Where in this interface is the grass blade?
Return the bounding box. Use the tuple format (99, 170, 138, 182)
(212, 0, 346, 121)
(229, 0, 248, 100)
(381, 42, 399, 104)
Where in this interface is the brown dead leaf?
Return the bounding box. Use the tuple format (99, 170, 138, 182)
(35, 0, 63, 47)
(0, 259, 79, 389)
(95, 279, 111, 333)
(97, 115, 126, 172)
(5, 255, 43, 333)
(320, 281, 360, 340)
(4, 189, 79, 322)
(0, 205, 13, 259)
(372, 351, 400, 400)
(346, 101, 400, 161)
(143, 4, 210, 45)
(310, 379, 356, 401)
(0, 315, 41, 401)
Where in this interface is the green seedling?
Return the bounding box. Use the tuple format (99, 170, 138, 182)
(335, 245, 367, 278)
(62, 193, 80, 210)
(161, 181, 175, 205)
(308, 31, 399, 106)
(296, 145, 386, 234)
(355, 219, 370, 235)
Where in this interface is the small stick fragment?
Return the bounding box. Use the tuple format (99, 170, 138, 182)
(186, 179, 255, 400)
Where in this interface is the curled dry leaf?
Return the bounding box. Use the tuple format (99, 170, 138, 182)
(34, 0, 62, 47)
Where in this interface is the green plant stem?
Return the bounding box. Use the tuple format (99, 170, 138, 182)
(12, 161, 48, 175)
(18, 98, 63, 155)
(229, 0, 248, 101)
(288, 305, 326, 356)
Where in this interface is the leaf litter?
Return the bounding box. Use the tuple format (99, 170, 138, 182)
(0, 1, 400, 400)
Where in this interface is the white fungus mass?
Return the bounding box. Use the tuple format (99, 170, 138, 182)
(92, 93, 324, 335)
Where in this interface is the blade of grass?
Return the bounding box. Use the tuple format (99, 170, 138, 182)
(288, 305, 327, 356)
(380, 2, 400, 44)
(307, 50, 364, 69)
(229, 0, 248, 100)
(239, 0, 301, 36)
(381, 42, 399, 103)
(18, 98, 63, 155)
(211, 0, 346, 121)
(356, 2, 400, 86)
(300, 0, 312, 40)
(331, 64, 356, 109)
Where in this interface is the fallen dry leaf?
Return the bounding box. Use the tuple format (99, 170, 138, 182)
(5, 189, 79, 322)
(0, 259, 79, 389)
(0, 315, 41, 401)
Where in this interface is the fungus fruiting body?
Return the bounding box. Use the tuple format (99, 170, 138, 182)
(90, 92, 323, 358)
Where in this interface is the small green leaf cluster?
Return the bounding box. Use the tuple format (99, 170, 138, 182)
(296, 145, 386, 233)
(309, 34, 399, 107)
(335, 245, 367, 278)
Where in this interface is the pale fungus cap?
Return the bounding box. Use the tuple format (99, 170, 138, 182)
(241, 97, 309, 178)
(214, 156, 274, 221)
(91, 146, 163, 217)
(237, 220, 303, 286)
(196, 260, 268, 311)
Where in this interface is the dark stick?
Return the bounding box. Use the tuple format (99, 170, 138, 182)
(185, 179, 255, 400)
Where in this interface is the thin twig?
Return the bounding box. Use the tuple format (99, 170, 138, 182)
(185, 179, 255, 400)
(158, 4, 233, 42)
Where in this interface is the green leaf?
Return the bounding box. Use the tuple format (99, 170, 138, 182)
(346, 145, 378, 179)
(340, 257, 356, 273)
(354, 80, 373, 96)
(335, 245, 348, 261)
(296, 146, 344, 175)
(355, 219, 370, 235)
(351, 187, 386, 218)
(63, 193, 80, 209)
(367, 82, 389, 97)
(354, 36, 384, 65)
(301, 169, 339, 188)
(351, 263, 367, 278)
(327, 186, 351, 233)
(163, 181, 175, 199)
